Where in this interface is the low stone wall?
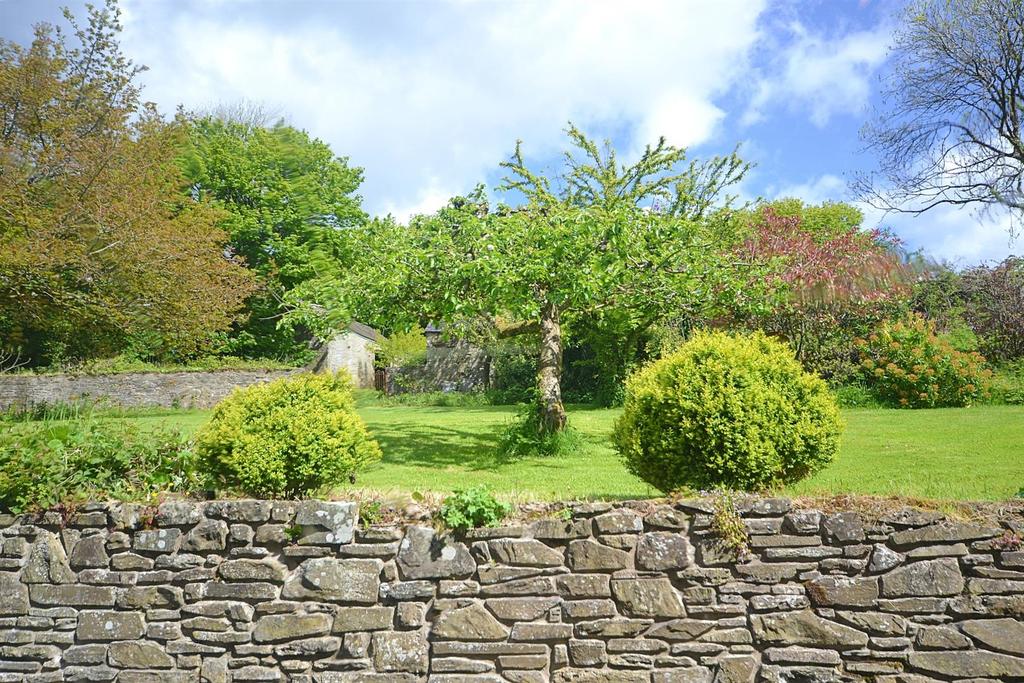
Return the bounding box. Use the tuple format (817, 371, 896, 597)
(0, 497, 1022, 682)
(0, 369, 297, 410)
(389, 342, 490, 394)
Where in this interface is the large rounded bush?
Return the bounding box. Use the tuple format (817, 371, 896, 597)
(613, 331, 842, 492)
(195, 372, 381, 498)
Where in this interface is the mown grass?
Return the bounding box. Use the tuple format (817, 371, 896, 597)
(114, 397, 1024, 502)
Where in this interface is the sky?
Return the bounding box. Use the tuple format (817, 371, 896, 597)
(1, 0, 1019, 266)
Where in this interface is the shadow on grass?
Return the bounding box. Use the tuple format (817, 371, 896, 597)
(366, 420, 509, 472)
(363, 410, 616, 472)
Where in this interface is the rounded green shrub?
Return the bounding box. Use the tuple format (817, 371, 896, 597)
(195, 372, 382, 498)
(855, 314, 991, 408)
(613, 330, 842, 492)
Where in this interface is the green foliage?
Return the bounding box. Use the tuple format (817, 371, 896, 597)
(728, 200, 910, 383)
(0, 1, 256, 368)
(487, 342, 537, 404)
(194, 372, 382, 498)
(960, 256, 1024, 362)
(374, 327, 427, 368)
(832, 383, 884, 409)
(497, 403, 583, 458)
(746, 198, 864, 240)
(358, 500, 384, 527)
(0, 419, 199, 513)
(911, 264, 964, 332)
(613, 330, 842, 492)
(182, 116, 366, 361)
(855, 314, 990, 408)
(438, 486, 512, 531)
(989, 360, 1024, 405)
(709, 490, 752, 561)
(287, 125, 766, 435)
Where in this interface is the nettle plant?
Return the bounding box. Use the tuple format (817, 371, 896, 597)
(856, 314, 991, 408)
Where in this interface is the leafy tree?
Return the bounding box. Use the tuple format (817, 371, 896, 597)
(730, 201, 909, 381)
(0, 0, 255, 366)
(290, 126, 767, 433)
(181, 116, 366, 361)
(857, 0, 1024, 224)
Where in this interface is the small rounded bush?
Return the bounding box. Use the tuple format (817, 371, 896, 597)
(613, 330, 842, 492)
(195, 372, 382, 498)
(855, 314, 991, 408)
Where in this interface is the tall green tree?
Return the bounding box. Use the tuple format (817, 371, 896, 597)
(0, 0, 255, 366)
(181, 116, 366, 361)
(290, 126, 768, 432)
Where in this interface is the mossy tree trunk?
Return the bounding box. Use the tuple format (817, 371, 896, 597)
(537, 302, 567, 433)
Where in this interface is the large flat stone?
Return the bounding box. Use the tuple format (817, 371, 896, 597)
(0, 572, 29, 615)
(252, 613, 331, 643)
(751, 610, 868, 648)
(281, 558, 381, 603)
(908, 650, 1024, 678)
(433, 603, 509, 641)
(880, 558, 964, 597)
(76, 611, 145, 641)
(372, 630, 428, 674)
(636, 532, 691, 571)
(487, 539, 563, 567)
(960, 618, 1024, 655)
(889, 522, 1001, 548)
(806, 576, 879, 607)
(107, 640, 174, 669)
(333, 606, 395, 633)
(295, 500, 357, 545)
(567, 540, 630, 572)
(68, 535, 108, 569)
(22, 535, 74, 584)
(611, 578, 686, 618)
(396, 526, 475, 579)
(30, 584, 114, 607)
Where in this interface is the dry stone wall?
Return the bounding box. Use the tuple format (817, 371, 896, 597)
(0, 369, 296, 411)
(0, 497, 1022, 682)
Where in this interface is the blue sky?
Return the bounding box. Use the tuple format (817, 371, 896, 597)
(2, 0, 1019, 265)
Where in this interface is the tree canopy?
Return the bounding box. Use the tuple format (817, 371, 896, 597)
(289, 126, 770, 431)
(180, 116, 366, 361)
(0, 0, 255, 366)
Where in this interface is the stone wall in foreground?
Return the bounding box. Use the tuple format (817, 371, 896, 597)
(0, 497, 1022, 682)
(0, 369, 297, 411)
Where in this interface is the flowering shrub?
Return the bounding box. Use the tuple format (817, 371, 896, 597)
(855, 314, 991, 408)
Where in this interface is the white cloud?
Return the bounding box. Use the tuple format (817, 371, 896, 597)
(775, 174, 848, 204)
(382, 182, 457, 224)
(744, 22, 890, 127)
(862, 204, 1021, 267)
(119, 0, 767, 217)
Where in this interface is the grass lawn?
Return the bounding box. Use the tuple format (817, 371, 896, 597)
(120, 398, 1024, 502)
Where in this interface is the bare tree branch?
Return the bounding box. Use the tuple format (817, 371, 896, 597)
(856, 0, 1024, 228)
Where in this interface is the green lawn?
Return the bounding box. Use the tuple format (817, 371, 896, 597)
(123, 400, 1024, 502)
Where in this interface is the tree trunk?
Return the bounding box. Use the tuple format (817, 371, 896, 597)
(537, 302, 567, 432)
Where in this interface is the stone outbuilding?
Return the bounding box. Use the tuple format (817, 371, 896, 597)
(310, 321, 382, 389)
